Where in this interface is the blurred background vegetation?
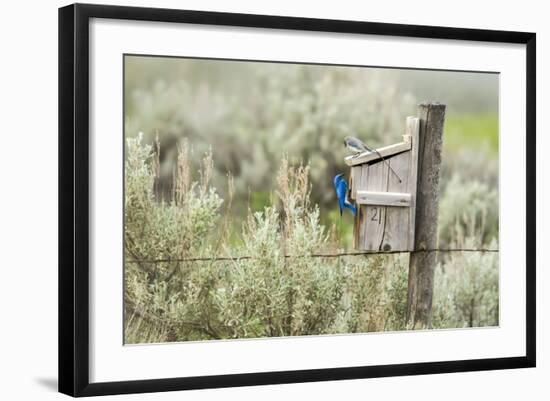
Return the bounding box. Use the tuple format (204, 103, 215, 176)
(124, 56, 499, 343)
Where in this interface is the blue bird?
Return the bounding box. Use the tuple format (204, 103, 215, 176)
(333, 174, 357, 217)
(344, 136, 371, 154)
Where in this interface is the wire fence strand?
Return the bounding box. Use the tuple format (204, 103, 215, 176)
(125, 248, 499, 264)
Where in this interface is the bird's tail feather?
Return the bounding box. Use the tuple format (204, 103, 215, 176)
(344, 201, 357, 216)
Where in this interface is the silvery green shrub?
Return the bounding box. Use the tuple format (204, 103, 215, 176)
(125, 136, 499, 343)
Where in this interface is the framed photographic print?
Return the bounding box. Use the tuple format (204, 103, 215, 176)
(58, 3, 536, 397)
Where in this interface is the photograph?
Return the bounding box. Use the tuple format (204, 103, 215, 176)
(123, 55, 499, 344)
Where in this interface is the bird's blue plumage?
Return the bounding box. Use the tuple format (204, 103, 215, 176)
(345, 199, 357, 216)
(333, 173, 357, 217)
(334, 173, 344, 191)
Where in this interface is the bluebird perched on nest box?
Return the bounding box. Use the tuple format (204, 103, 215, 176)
(343, 136, 402, 183)
(344, 136, 371, 154)
(333, 173, 357, 217)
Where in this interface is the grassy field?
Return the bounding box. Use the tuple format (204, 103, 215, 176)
(444, 113, 498, 155)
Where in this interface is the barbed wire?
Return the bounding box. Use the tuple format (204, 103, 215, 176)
(125, 248, 499, 264)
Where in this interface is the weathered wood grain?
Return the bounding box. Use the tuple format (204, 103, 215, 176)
(362, 161, 389, 250)
(356, 164, 369, 248)
(352, 118, 420, 252)
(351, 117, 422, 253)
(379, 151, 412, 251)
(406, 117, 420, 251)
(406, 103, 446, 330)
(350, 166, 362, 200)
(353, 164, 369, 249)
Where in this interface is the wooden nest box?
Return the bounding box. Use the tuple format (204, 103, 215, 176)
(346, 116, 420, 252)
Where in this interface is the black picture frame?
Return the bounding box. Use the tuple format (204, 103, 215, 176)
(59, 3, 536, 397)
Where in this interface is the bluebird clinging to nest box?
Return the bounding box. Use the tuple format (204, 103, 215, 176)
(333, 173, 357, 217)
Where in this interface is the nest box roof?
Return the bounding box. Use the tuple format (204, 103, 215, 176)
(344, 135, 412, 167)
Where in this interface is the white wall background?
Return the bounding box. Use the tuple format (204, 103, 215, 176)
(0, 0, 546, 399)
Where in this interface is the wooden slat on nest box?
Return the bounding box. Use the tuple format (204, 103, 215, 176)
(360, 161, 389, 250)
(344, 141, 411, 167)
(356, 191, 411, 207)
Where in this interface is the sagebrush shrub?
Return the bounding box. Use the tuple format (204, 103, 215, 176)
(432, 238, 499, 329)
(438, 174, 498, 248)
(124, 136, 499, 343)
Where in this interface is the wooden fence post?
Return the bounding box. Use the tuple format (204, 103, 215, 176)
(406, 102, 446, 329)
